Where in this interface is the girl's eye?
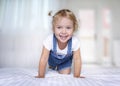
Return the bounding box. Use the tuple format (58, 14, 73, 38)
(57, 27, 61, 29)
(66, 27, 71, 29)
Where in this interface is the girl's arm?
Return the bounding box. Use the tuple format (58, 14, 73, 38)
(36, 46, 50, 78)
(73, 48, 82, 78)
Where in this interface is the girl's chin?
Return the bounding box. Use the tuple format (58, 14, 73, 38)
(60, 40, 67, 43)
(58, 39, 69, 43)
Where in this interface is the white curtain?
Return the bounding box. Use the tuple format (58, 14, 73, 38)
(0, 0, 51, 34)
(0, 0, 60, 68)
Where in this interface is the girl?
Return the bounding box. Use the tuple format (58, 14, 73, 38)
(36, 9, 83, 78)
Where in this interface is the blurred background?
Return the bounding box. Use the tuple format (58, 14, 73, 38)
(0, 0, 120, 68)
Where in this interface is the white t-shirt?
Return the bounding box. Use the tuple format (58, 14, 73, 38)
(43, 34, 80, 55)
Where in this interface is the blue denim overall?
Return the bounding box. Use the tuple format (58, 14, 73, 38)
(48, 34, 73, 71)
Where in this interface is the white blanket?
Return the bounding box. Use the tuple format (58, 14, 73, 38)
(0, 66, 120, 86)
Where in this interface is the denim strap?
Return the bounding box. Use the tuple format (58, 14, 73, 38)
(53, 34, 57, 53)
(53, 34, 72, 55)
(67, 38, 72, 54)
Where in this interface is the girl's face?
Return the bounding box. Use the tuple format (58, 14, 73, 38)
(53, 17, 74, 43)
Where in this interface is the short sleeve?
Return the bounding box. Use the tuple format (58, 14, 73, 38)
(72, 36, 80, 51)
(43, 34, 53, 51)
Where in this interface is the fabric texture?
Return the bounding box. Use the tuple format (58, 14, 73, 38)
(0, 66, 120, 86)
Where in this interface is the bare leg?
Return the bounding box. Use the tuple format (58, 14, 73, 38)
(58, 68, 71, 74)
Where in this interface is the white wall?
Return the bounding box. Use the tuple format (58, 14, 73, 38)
(111, 2, 120, 66)
(0, 0, 120, 68)
(65, 0, 120, 66)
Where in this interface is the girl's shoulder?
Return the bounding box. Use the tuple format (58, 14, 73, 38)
(72, 35, 80, 43)
(46, 34, 53, 39)
(72, 35, 80, 51)
(43, 34, 53, 51)
(44, 34, 53, 42)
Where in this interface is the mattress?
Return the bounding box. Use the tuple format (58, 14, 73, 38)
(0, 65, 120, 86)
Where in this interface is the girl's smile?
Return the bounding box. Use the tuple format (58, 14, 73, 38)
(59, 34, 68, 40)
(54, 17, 74, 43)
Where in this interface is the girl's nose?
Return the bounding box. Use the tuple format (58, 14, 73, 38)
(62, 28, 66, 33)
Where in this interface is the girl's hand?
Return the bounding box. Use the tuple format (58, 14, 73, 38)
(74, 76, 85, 78)
(35, 75, 44, 78)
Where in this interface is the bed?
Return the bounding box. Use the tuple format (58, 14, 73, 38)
(0, 65, 120, 86)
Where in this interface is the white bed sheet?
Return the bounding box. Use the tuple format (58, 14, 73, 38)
(0, 66, 120, 86)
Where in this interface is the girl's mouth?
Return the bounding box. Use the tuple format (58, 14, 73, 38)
(59, 35, 68, 40)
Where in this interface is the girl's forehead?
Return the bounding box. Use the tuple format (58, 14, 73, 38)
(56, 16, 70, 20)
(55, 17, 73, 23)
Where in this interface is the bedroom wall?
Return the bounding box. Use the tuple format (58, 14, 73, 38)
(0, 0, 120, 68)
(111, 2, 120, 66)
(63, 0, 120, 66)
